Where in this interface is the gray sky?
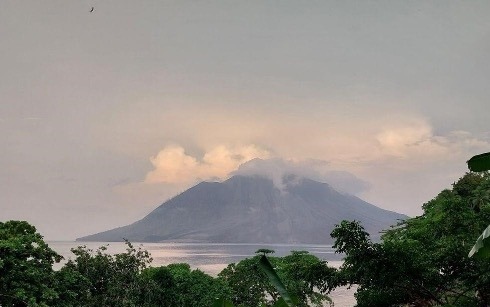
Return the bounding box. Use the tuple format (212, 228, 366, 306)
(2, 1, 490, 240)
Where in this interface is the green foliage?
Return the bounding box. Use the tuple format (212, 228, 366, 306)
(213, 297, 235, 307)
(255, 248, 275, 255)
(219, 251, 335, 307)
(0, 220, 62, 307)
(277, 251, 334, 306)
(258, 255, 299, 306)
(331, 220, 371, 254)
(58, 240, 152, 306)
(331, 172, 490, 306)
(54, 241, 231, 306)
(219, 256, 276, 306)
(453, 172, 486, 198)
(1, 221, 335, 307)
(469, 224, 490, 259)
(155, 263, 231, 307)
(56, 244, 232, 307)
(467, 152, 490, 172)
(467, 152, 490, 260)
(52, 266, 91, 307)
(137, 265, 175, 306)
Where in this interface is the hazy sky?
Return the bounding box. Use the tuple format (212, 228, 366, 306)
(2, 1, 490, 240)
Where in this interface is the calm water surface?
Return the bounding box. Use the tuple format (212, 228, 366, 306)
(48, 241, 356, 306)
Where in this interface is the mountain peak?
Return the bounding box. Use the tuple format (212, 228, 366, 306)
(78, 175, 407, 243)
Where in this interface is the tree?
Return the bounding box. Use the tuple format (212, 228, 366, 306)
(219, 256, 276, 306)
(0, 220, 62, 307)
(467, 152, 490, 259)
(218, 250, 335, 306)
(277, 251, 334, 306)
(255, 248, 275, 256)
(136, 263, 232, 307)
(136, 265, 176, 306)
(331, 172, 490, 306)
(59, 241, 152, 306)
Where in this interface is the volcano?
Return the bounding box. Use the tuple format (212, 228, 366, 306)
(78, 175, 406, 243)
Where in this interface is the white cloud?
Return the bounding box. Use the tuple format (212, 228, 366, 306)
(233, 158, 370, 195)
(145, 145, 198, 184)
(374, 119, 490, 165)
(144, 144, 270, 184)
(376, 119, 438, 157)
(352, 119, 490, 216)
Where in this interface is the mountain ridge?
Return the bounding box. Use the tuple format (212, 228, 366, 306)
(78, 175, 407, 243)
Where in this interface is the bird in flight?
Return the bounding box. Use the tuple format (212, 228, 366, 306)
(90, 7, 94, 13)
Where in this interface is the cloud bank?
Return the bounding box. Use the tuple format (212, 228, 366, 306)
(233, 158, 370, 195)
(145, 144, 270, 184)
(141, 118, 490, 204)
(144, 144, 371, 196)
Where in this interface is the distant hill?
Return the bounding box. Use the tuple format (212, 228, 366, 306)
(78, 175, 407, 244)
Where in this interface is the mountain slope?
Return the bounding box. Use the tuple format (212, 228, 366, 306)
(78, 175, 407, 243)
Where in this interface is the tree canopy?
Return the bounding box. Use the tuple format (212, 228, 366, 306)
(0, 221, 336, 307)
(219, 250, 335, 307)
(331, 172, 490, 306)
(0, 221, 62, 306)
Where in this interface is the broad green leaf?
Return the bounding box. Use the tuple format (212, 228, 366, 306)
(212, 298, 234, 307)
(467, 152, 490, 172)
(272, 297, 290, 307)
(469, 224, 490, 258)
(258, 255, 299, 306)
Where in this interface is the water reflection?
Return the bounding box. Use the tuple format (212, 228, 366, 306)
(49, 241, 341, 274)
